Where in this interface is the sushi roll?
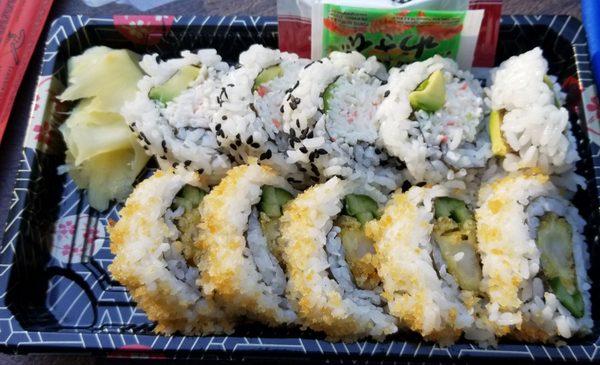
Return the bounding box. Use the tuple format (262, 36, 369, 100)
(123, 50, 231, 184)
(486, 47, 582, 190)
(279, 177, 397, 341)
(194, 162, 296, 326)
(376, 56, 490, 185)
(109, 169, 232, 335)
(365, 185, 492, 345)
(212, 45, 308, 185)
(476, 170, 592, 341)
(282, 51, 401, 200)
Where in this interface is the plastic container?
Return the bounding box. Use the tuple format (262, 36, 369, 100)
(0, 14, 599, 362)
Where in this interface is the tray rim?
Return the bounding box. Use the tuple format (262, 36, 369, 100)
(1, 13, 599, 361)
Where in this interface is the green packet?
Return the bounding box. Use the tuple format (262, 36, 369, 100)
(312, 2, 483, 68)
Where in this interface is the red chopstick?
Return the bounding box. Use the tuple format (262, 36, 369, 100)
(0, 0, 54, 143)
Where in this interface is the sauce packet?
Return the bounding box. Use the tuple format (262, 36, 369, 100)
(277, 0, 502, 68)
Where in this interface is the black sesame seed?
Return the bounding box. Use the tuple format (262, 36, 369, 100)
(298, 166, 307, 172)
(230, 143, 237, 150)
(222, 115, 228, 120)
(416, 182, 427, 187)
(384, 90, 390, 97)
(184, 160, 192, 167)
(381, 80, 388, 86)
(160, 155, 167, 160)
(299, 146, 308, 153)
(259, 149, 272, 160)
(307, 131, 314, 139)
(215, 123, 222, 130)
(128, 125, 134, 132)
(316, 148, 327, 156)
(296, 119, 301, 128)
(310, 175, 320, 182)
(251, 142, 260, 148)
(375, 148, 381, 154)
(290, 128, 296, 137)
(235, 140, 242, 147)
(317, 108, 325, 114)
(246, 136, 253, 144)
(308, 151, 316, 162)
(131, 122, 136, 127)
(280, 105, 285, 113)
(143, 145, 149, 150)
(173, 162, 179, 168)
(290, 139, 295, 148)
(161, 140, 167, 153)
(198, 168, 204, 174)
(236, 133, 241, 140)
(310, 164, 319, 175)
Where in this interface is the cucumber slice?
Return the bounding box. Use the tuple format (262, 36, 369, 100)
(549, 277, 584, 318)
(253, 65, 283, 91)
(543, 75, 562, 108)
(409, 70, 446, 113)
(171, 185, 207, 212)
(149, 64, 201, 104)
(536, 213, 584, 318)
(434, 197, 473, 224)
(489, 109, 509, 157)
(323, 77, 340, 112)
(344, 194, 379, 225)
(259, 185, 293, 218)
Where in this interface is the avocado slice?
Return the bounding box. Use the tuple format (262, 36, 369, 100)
(489, 109, 509, 157)
(536, 213, 584, 318)
(543, 75, 562, 108)
(432, 217, 482, 292)
(149, 64, 201, 104)
(253, 65, 283, 92)
(171, 185, 207, 212)
(434, 197, 473, 224)
(259, 185, 294, 218)
(343, 194, 379, 225)
(409, 70, 446, 113)
(322, 78, 340, 112)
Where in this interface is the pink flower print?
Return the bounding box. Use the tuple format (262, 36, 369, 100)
(128, 19, 146, 40)
(84, 227, 98, 245)
(58, 220, 75, 238)
(33, 121, 52, 145)
(61, 243, 82, 258)
(586, 95, 600, 120)
(33, 94, 41, 112)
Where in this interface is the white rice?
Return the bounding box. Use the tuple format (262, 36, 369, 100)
(365, 184, 475, 346)
(109, 169, 232, 335)
(476, 170, 592, 340)
(486, 47, 582, 189)
(212, 45, 309, 185)
(122, 50, 232, 184)
(376, 55, 490, 184)
(279, 177, 397, 341)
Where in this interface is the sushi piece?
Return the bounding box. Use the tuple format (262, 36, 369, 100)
(281, 51, 402, 201)
(212, 45, 308, 185)
(279, 177, 397, 341)
(109, 169, 233, 335)
(476, 170, 592, 341)
(194, 162, 297, 326)
(123, 49, 231, 184)
(486, 47, 582, 190)
(365, 185, 486, 345)
(376, 55, 491, 185)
